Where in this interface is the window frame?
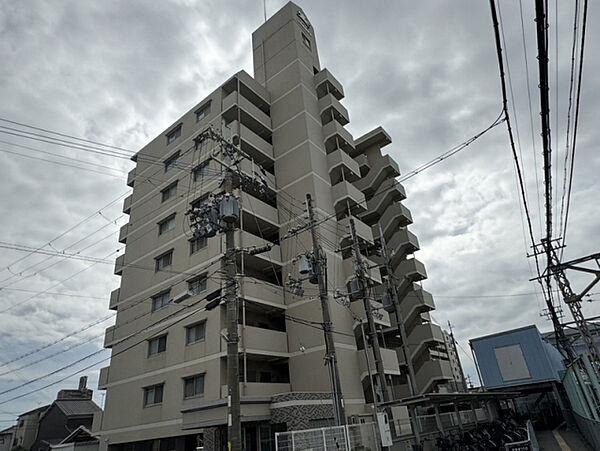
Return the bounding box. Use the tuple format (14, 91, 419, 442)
(152, 290, 171, 312)
(148, 335, 167, 357)
(183, 373, 205, 399)
(164, 151, 180, 172)
(188, 274, 208, 296)
(189, 235, 208, 255)
(161, 181, 178, 202)
(158, 214, 176, 236)
(195, 102, 211, 122)
(154, 249, 174, 272)
(185, 321, 206, 345)
(166, 124, 182, 145)
(192, 159, 211, 182)
(301, 32, 311, 49)
(143, 383, 164, 406)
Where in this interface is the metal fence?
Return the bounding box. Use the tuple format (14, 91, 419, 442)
(274, 422, 380, 451)
(572, 410, 600, 450)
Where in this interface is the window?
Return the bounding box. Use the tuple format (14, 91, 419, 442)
(152, 291, 171, 311)
(166, 125, 181, 145)
(186, 322, 206, 345)
(188, 276, 207, 295)
(195, 102, 211, 122)
(161, 182, 178, 202)
(190, 236, 207, 254)
(164, 151, 180, 172)
(155, 250, 173, 271)
(301, 33, 311, 49)
(191, 194, 210, 211)
(193, 160, 211, 182)
(148, 335, 167, 356)
(183, 374, 205, 398)
(158, 214, 176, 235)
(144, 383, 164, 406)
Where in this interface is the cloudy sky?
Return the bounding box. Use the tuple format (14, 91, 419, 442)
(0, 0, 598, 420)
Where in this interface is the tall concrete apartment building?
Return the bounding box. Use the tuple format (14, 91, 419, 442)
(93, 3, 453, 450)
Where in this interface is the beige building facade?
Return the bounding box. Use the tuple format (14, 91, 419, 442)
(93, 3, 453, 450)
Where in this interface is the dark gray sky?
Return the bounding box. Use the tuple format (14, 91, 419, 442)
(0, 0, 598, 417)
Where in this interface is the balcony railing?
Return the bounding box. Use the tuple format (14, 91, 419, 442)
(114, 254, 125, 276)
(322, 120, 354, 154)
(319, 93, 349, 126)
(109, 288, 120, 310)
(358, 347, 400, 378)
(327, 149, 360, 185)
(127, 168, 136, 187)
(122, 194, 133, 215)
(332, 180, 366, 217)
(118, 223, 129, 244)
(314, 69, 344, 100)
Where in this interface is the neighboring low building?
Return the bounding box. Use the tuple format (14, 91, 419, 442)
(470, 325, 566, 427)
(0, 426, 15, 451)
(13, 406, 50, 451)
(51, 426, 99, 451)
(541, 319, 600, 357)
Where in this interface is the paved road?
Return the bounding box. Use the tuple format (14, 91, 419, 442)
(536, 426, 592, 451)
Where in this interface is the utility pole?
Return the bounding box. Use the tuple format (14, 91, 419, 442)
(379, 225, 417, 397)
(223, 168, 241, 451)
(378, 225, 421, 448)
(190, 128, 245, 451)
(305, 194, 346, 425)
(447, 321, 468, 392)
(349, 218, 390, 403)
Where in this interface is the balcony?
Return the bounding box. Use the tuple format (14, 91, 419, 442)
(358, 347, 400, 379)
(222, 91, 271, 133)
(118, 223, 129, 244)
(363, 201, 412, 232)
(238, 158, 276, 192)
(230, 120, 274, 164)
(236, 230, 282, 267)
(332, 181, 366, 218)
(103, 325, 117, 348)
(394, 258, 427, 283)
(220, 382, 291, 398)
(220, 325, 288, 356)
(408, 322, 445, 360)
(240, 191, 278, 225)
(399, 287, 435, 326)
(338, 217, 373, 248)
(114, 254, 125, 276)
(354, 155, 400, 196)
(327, 149, 360, 185)
(126, 168, 136, 187)
(415, 359, 453, 394)
(240, 279, 284, 308)
(319, 93, 349, 126)
(122, 194, 133, 215)
(109, 288, 121, 310)
(314, 69, 344, 100)
(98, 366, 109, 390)
(343, 256, 383, 286)
(322, 120, 354, 154)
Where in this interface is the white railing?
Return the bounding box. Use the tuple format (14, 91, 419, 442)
(275, 422, 380, 451)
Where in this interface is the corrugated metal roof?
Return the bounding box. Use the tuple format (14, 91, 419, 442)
(54, 399, 101, 417)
